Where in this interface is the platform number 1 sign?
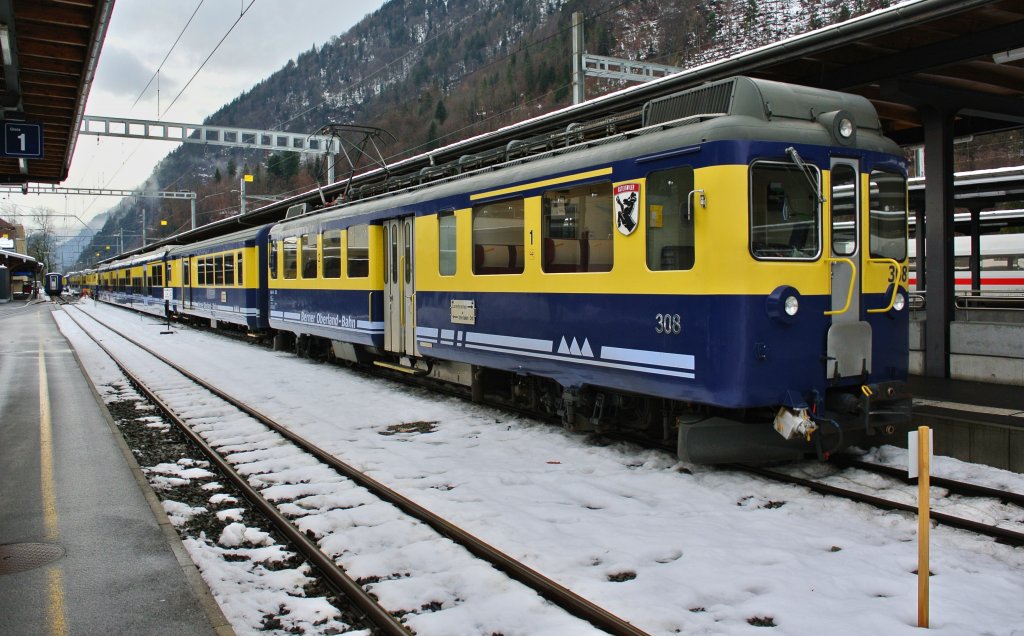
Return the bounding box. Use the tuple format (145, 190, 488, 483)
(2, 122, 43, 159)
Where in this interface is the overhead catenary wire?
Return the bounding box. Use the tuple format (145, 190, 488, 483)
(163, 0, 257, 118)
(131, 0, 206, 111)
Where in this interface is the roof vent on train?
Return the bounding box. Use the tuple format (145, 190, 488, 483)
(642, 78, 737, 127)
(285, 203, 309, 219)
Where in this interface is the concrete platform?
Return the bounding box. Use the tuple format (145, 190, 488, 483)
(0, 299, 231, 635)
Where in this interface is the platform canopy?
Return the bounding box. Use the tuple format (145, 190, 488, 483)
(0, 0, 114, 185)
(0, 247, 40, 272)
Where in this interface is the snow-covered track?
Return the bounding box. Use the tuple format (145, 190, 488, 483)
(63, 307, 409, 635)
(832, 456, 1024, 509)
(735, 462, 1024, 546)
(63, 305, 649, 636)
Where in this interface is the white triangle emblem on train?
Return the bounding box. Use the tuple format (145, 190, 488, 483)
(558, 337, 594, 357)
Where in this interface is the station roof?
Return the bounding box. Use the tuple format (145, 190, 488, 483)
(0, 247, 40, 272)
(731, 0, 1024, 145)
(0, 0, 114, 185)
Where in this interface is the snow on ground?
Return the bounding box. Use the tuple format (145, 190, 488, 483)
(56, 300, 1024, 635)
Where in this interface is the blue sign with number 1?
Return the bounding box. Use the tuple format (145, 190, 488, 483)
(2, 122, 43, 159)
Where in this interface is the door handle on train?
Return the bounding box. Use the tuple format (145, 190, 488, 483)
(824, 257, 856, 316)
(866, 258, 901, 313)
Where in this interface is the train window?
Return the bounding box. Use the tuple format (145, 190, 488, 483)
(184, 260, 190, 286)
(323, 229, 341, 278)
(236, 252, 243, 286)
(404, 222, 412, 285)
(224, 252, 235, 286)
(215, 255, 225, 285)
(869, 170, 908, 261)
(830, 164, 858, 257)
(347, 224, 369, 278)
(646, 166, 695, 271)
(389, 225, 398, 283)
(283, 237, 298, 279)
(166, 262, 172, 286)
(439, 212, 456, 276)
(542, 183, 613, 273)
(196, 259, 205, 285)
(300, 233, 317, 279)
(268, 238, 277, 279)
(151, 264, 163, 286)
(750, 162, 821, 259)
(472, 198, 525, 275)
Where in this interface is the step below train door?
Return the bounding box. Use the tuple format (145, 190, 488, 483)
(383, 216, 416, 355)
(826, 158, 871, 380)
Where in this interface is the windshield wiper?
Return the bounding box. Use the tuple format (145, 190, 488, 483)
(786, 146, 825, 204)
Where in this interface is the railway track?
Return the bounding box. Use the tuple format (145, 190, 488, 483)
(61, 304, 648, 636)
(735, 459, 1024, 547)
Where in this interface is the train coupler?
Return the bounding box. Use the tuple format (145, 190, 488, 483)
(773, 406, 817, 441)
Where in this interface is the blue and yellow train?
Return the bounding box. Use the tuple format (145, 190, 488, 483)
(87, 77, 912, 463)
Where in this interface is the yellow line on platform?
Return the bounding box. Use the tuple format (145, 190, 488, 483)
(38, 342, 67, 636)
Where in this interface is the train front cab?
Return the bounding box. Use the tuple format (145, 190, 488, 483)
(677, 155, 911, 462)
(44, 272, 63, 297)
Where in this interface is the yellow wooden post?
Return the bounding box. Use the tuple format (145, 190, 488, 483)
(918, 425, 930, 628)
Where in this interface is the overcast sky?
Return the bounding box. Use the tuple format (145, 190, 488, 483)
(3, 0, 386, 238)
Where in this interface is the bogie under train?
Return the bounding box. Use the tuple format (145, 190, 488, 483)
(89, 77, 912, 463)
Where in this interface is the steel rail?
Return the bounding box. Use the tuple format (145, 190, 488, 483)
(66, 306, 649, 636)
(734, 464, 1024, 547)
(62, 309, 412, 636)
(831, 456, 1024, 508)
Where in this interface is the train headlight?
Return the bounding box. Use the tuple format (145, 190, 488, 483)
(893, 291, 906, 312)
(767, 286, 801, 324)
(818, 110, 856, 146)
(784, 295, 799, 316)
(838, 117, 854, 140)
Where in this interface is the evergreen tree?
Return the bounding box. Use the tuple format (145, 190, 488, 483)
(426, 121, 439, 150)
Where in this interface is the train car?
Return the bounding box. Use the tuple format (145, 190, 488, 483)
(267, 206, 383, 356)
(66, 271, 81, 295)
(66, 270, 98, 297)
(165, 225, 270, 331)
(95, 251, 170, 317)
(44, 272, 63, 297)
(268, 76, 912, 463)
(909, 233, 1024, 293)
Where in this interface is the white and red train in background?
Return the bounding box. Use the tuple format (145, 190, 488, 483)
(909, 233, 1024, 293)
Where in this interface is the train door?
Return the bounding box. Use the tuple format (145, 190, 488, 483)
(383, 217, 416, 355)
(826, 158, 871, 379)
(182, 256, 192, 309)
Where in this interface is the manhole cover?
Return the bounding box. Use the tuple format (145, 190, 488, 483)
(0, 543, 65, 575)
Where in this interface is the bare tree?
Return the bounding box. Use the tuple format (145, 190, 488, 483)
(27, 207, 58, 272)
